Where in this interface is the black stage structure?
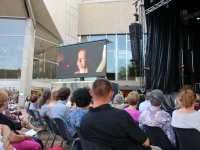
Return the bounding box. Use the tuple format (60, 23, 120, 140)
(144, 0, 200, 94)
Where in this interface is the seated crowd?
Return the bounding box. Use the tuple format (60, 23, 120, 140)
(0, 79, 200, 150)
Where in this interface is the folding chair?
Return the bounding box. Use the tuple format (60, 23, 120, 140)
(92, 142, 111, 150)
(48, 118, 63, 148)
(144, 125, 176, 150)
(43, 116, 54, 147)
(53, 118, 79, 150)
(75, 127, 95, 150)
(173, 127, 200, 150)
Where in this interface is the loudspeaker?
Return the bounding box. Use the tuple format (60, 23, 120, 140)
(129, 23, 142, 62)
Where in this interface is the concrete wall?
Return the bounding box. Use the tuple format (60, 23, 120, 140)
(78, 1, 136, 35)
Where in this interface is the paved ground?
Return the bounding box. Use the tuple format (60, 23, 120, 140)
(21, 109, 70, 150)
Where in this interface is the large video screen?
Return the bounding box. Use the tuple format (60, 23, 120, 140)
(57, 40, 107, 79)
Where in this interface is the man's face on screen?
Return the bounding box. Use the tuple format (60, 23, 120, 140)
(77, 50, 87, 70)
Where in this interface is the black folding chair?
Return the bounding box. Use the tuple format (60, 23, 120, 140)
(93, 142, 111, 150)
(43, 116, 54, 147)
(53, 118, 79, 150)
(173, 127, 200, 150)
(49, 117, 63, 148)
(144, 125, 176, 150)
(75, 127, 95, 150)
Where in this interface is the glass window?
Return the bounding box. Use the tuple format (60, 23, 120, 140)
(90, 35, 105, 41)
(127, 40, 131, 51)
(0, 19, 26, 35)
(33, 23, 61, 79)
(81, 35, 89, 42)
(107, 35, 116, 51)
(127, 34, 130, 41)
(0, 36, 25, 79)
(117, 34, 126, 50)
(107, 51, 115, 73)
(117, 51, 126, 80)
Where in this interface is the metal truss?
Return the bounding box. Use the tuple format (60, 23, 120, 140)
(184, 10, 200, 20)
(145, 0, 172, 15)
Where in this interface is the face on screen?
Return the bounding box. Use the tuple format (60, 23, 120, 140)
(77, 50, 87, 70)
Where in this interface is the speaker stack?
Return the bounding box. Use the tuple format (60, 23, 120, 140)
(129, 23, 143, 62)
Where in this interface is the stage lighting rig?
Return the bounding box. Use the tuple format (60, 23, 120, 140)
(184, 10, 200, 21)
(145, 0, 172, 15)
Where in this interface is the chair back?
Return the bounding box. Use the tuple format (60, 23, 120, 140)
(75, 127, 95, 150)
(53, 118, 75, 143)
(43, 116, 53, 132)
(144, 125, 174, 150)
(34, 110, 45, 126)
(49, 118, 60, 135)
(173, 127, 200, 150)
(93, 142, 111, 150)
(29, 110, 39, 121)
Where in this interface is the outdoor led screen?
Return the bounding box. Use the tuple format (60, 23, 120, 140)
(57, 40, 107, 79)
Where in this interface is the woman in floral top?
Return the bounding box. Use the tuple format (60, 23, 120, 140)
(138, 89, 176, 147)
(69, 87, 92, 127)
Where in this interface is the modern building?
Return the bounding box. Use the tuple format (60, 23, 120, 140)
(0, 0, 140, 107)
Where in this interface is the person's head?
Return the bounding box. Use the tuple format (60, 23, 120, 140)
(30, 95, 38, 103)
(113, 94, 125, 104)
(51, 90, 59, 101)
(149, 89, 164, 106)
(25, 96, 30, 102)
(126, 92, 140, 106)
(38, 89, 51, 108)
(72, 87, 92, 107)
(58, 87, 71, 101)
(0, 90, 8, 109)
(77, 49, 87, 70)
(90, 78, 113, 102)
(179, 89, 196, 108)
(145, 92, 151, 100)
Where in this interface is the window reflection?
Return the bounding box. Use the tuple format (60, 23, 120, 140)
(117, 34, 126, 50)
(90, 35, 105, 41)
(107, 51, 115, 73)
(0, 19, 26, 35)
(33, 23, 61, 79)
(118, 51, 126, 80)
(107, 35, 115, 51)
(0, 19, 26, 79)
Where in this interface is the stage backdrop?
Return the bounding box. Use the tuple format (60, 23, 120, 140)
(57, 40, 107, 79)
(144, 0, 200, 93)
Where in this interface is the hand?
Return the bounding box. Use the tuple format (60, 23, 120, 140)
(25, 135, 33, 140)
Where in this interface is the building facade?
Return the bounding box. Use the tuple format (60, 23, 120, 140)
(0, 0, 139, 107)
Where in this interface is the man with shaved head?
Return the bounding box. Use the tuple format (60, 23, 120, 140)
(80, 78, 161, 150)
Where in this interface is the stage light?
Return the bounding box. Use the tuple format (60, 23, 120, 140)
(197, 17, 200, 20)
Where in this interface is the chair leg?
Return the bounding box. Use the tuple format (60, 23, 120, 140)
(59, 139, 64, 147)
(71, 138, 80, 150)
(50, 134, 57, 148)
(45, 132, 52, 147)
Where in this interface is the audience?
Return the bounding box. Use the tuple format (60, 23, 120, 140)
(69, 87, 92, 127)
(113, 94, 125, 110)
(0, 89, 41, 150)
(124, 92, 141, 123)
(139, 92, 151, 111)
(4, 109, 41, 132)
(138, 89, 176, 147)
(50, 87, 76, 138)
(29, 95, 38, 110)
(46, 90, 59, 116)
(80, 78, 162, 150)
(38, 89, 51, 117)
(171, 89, 200, 131)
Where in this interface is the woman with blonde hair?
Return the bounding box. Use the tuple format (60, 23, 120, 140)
(171, 89, 200, 131)
(125, 92, 141, 123)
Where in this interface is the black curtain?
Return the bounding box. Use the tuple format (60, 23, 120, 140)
(144, 0, 200, 93)
(145, 1, 180, 93)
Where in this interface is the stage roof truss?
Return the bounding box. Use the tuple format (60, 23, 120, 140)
(145, 0, 172, 14)
(184, 10, 200, 21)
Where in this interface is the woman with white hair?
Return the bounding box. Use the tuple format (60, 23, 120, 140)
(138, 89, 176, 147)
(113, 94, 125, 110)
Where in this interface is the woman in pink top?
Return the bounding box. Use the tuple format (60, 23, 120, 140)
(125, 92, 141, 123)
